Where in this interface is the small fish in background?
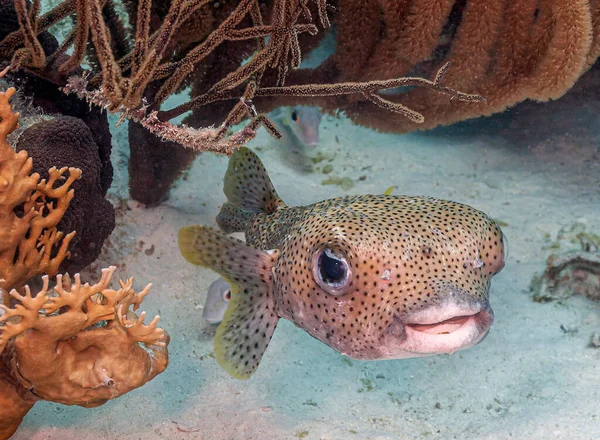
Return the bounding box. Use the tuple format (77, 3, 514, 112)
(383, 185, 397, 196)
(275, 105, 322, 148)
(271, 105, 323, 172)
(179, 147, 506, 379)
(203, 277, 231, 325)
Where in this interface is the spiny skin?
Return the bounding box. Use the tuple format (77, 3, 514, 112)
(245, 194, 505, 359)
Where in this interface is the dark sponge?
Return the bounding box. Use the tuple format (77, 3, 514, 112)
(16, 116, 116, 274)
(0, 0, 114, 196)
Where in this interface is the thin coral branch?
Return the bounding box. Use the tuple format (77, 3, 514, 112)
(88, 0, 123, 107)
(62, 76, 259, 155)
(363, 91, 424, 123)
(255, 62, 485, 100)
(160, 62, 484, 122)
(57, 0, 90, 74)
(131, 0, 152, 78)
(0, 279, 50, 352)
(214, 80, 281, 140)
(117, 304, 165, 346)
(315, 0, 331, 28)
(12, 0, 46, 68)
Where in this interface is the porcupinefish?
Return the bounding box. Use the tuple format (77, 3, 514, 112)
(202, 184, 401, 326)
(179, 147, 506, 379)
(203, 277, 231, 325)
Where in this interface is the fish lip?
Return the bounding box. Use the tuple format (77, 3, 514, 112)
(381, 301, 494, 358)
(404, 307, 493, 336)
(402, 300, 489, 326)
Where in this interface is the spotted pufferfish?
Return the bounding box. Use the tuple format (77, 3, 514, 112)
(179, 147, 506, 380)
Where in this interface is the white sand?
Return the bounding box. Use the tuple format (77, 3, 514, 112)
(12, 108, 599, 440)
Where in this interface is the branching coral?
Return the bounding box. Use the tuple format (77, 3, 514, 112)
(2, 0, 598, 139)
(0, 79, 169, 437)
(2, 0, 596, 210)
(15, 116, 116, 274)
(0, 0, 487, 205)
(10, 1, 591, 203)
(0, 86, 81, 300)
(0, 266, 170, 439)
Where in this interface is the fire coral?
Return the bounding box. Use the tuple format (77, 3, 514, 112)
(0, 85, 81, 300)
(0, 267, 170, 439)
(0, 81, 170, 438)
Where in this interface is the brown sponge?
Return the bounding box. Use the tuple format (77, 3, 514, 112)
(16, 116, 115, 273)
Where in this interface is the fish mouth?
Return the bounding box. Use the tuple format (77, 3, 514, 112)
(406, 313, 481, 334)
(381, 301, 494, 359)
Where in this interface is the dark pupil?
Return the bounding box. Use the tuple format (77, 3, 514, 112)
(291, 110, 298, 121)
(319, 250, 346, 284)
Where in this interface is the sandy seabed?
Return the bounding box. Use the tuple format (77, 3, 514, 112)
(11, 106, 599, 440)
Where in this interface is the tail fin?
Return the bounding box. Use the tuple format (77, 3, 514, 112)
(216, 147, 285, 233)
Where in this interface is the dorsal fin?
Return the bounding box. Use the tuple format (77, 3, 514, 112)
(217, 147, 285, 234)
(223, 147, 284, 214)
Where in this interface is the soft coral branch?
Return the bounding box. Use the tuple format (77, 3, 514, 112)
(62, 75, 264, 155)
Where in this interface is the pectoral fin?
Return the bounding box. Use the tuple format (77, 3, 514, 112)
(178, 225, 279, 379)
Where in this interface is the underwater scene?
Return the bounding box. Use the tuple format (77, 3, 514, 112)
(0, 0, 598, 439)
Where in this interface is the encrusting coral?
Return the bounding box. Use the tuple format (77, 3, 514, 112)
(0, 267, 170, 439)
(0, 86, 81, 300)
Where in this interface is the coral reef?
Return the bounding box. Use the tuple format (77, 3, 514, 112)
(0, 86, 80, 298)
(0, 0, 483, 205)
(0, 266, 170, 439)
(4, 0, 595, 206)
(15, 116, 116, 273)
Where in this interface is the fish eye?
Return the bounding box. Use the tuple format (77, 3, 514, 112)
(312, 248, 351, 295)
(291, 109, 298, 122)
